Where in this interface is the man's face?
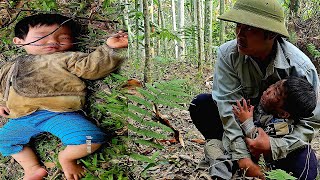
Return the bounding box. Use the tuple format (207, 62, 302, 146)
(236, 23, 271, 57)
(260, 80, 287, 117)
(13, 24, 74, 55)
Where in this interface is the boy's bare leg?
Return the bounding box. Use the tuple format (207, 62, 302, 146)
(11, 147, 48, 180)
(58, 143, 101, 180)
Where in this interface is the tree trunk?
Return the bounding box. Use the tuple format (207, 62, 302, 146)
(197, 0, 204, 72)
(135, 0, 141, 59)
(150, 0, 155, 58)
(219, 0, 225, 44)
(143, 0, 151, 83)
(158, 0, 167, 57)
(288, 0, 299, 34)
(124, 0, 131, 52)
(192, 0, 198, 57)
(204, 0, 213, 61)
(172, 0, 178, 59)
(178, 0, 185, 61)
(156, 2, 161, 56)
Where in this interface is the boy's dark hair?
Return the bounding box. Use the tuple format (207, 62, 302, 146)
(283, 76, 317, 120)
(14, 14, 80, 40)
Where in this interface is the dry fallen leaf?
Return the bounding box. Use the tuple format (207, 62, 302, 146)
(44, 162, 56, 169)
(177, 131, 185, 147)
(191, 139, 206, 145)
(122, 78, 143, 96)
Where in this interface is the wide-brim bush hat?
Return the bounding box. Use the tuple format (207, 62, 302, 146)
(218, 0, 289, 37)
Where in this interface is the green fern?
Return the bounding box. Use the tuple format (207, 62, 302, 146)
(89, 74, 190, 177)
(265, 169, 297, 180)
(258, 154, 297, 180)
(307, 43, 320, 59)
(127, 79, 190, 146)
(125, 79, 190, 176)
(127, 78, 190, 136)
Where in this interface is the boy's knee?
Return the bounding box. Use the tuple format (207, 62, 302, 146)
(60, 130, 107, 146)
(89, 143, 102, 152)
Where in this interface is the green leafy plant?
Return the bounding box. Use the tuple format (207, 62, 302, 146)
(128, 78, 190, 176)
(265, 169, 297, 180)
(86, 74, 190, 178)
(29, 0, 58, 11)
(83, 74, 130, 179)
(258, 154, 297, 180)
(307, 43, 320, 59)
(151, 27, 181, 42)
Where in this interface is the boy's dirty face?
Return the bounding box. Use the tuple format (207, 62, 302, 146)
(13, 24, 74, 55)
(260, 80, 288, 118)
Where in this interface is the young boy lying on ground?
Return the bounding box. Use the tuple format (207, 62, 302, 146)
(0, 13, 128, 180)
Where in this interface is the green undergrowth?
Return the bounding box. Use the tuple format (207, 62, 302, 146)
(258, 155, 297, 180)
(87, 73, 191, 179)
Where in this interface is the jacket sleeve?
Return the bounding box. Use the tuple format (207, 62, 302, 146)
(212, 47, 251, 160)
(269, 67, 320, 160)
(66, 44, 127, 80)
(0, 99, 6, 106)
(240, 117, 258, 139)
(0, 62, 15, 106)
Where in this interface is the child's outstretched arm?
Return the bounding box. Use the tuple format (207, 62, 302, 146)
(65, 31, 128, 80)
(106, 31, 128, 49)
(232, 99, 257, 139)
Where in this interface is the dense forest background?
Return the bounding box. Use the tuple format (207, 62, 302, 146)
(0, 0, 319, 179)
(126, 0, 320, 81)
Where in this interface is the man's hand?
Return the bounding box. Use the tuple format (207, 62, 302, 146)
(232, 98, 254, 123)
(238, 158, 265, 179)
(0, 106, 10, 117)
(106, 31, 128, 48)
(245, 128, 271, 158)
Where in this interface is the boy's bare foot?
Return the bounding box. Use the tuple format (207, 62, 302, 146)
(59, 157, 86, 180)
(23, 165, 47, 180)
(57, 144, 101, 180)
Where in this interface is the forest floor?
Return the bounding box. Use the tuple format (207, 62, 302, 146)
(0, 59, 319, 180)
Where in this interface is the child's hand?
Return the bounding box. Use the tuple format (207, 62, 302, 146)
(106, 31, 128, 48)
(0, 106, 10, 117)
(232, 99, 254, 123)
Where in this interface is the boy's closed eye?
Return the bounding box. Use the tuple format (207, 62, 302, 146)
(60, 36, 72, 40)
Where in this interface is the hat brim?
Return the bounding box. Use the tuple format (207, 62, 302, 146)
(218, 8, 289, 37)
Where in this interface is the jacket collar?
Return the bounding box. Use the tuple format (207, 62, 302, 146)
(273, 40, 290, 69)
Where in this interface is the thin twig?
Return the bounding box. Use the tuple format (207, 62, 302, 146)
(0, 8, 119, 30)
